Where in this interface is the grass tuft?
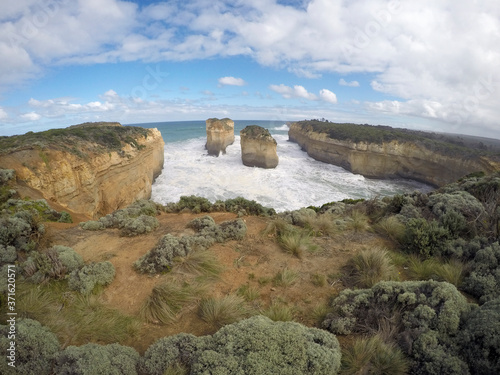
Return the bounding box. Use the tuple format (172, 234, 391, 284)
(347, 210, 370, 232)
(375, 216, 406, 243)
(273, 268, 299, 287)
(236, 284, 260, 302)
(262, 302, 294, 322)
(198, 294, 251, 330)
(172, 250, 223, 279)
(343, 248, 397, 288)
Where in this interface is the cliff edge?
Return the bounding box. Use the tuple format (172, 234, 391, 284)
(288, 121, 500, 187)
(0, 122, 165, 218)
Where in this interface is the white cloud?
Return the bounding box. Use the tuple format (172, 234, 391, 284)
(0, 107, 8, 120)
(218, 76, 246, 86)
(270, 84, 317, 100)
(339, 78, 360, 87)
(319, 89, 338, 104)
(21, 112, 41, 121)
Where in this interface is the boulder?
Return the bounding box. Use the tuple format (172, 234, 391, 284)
(205, 118, 235, 156)
(240, 125, 279, 168)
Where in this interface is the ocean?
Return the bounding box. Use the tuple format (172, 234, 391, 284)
(131, 120, 432, 212)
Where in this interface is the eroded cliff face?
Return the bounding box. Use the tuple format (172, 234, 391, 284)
(289, 123, 500, 187)
(206, 118, 235, 156)
(0, 127, 165, 218)
(240, 125, 279, 169)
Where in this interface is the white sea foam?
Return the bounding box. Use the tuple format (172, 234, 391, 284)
(151, 134, 432, 212)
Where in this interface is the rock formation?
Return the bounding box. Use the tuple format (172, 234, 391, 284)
(288, 122, 500, 187)
(205, 118, 235, 156)
(240, 125, 279, 169)
(0, 124, 165, 218)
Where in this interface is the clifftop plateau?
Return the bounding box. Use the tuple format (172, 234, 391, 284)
(0, 122, 165, 218)
(288, 120, 500, 187)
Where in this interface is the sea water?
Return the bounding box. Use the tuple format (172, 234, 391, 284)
(132, 120, 432, 212)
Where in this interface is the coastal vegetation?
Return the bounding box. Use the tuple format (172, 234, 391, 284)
(293, 119, 500, 158)
(1, 165, 500, 374)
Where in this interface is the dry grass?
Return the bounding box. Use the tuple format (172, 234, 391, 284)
(262, 302, 294, 322)
(172, 250, 223, 279)
(343, 247, 398, 288)
(278, 231, 317, 258)
(375, 216, 406, 243)
(347, 210, 370, 232)
(237, 284, 260, 302)
(273, 268, 299, 287)
(198, 294, 251, 330)
(302, 213, 340, 236)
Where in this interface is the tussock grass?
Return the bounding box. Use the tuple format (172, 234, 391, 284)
(172, 250, 223, 279)
(311, 302, 330, 326)
(262, 302, 294, 322)
(375, 216, 406, 243)
(347, 210, 370, 232)
(237, 284, 260, 302)
(341, 334, 409, 375)
(199, 294, 251, 330)
(262, 218, 292, 237)
(434, 259, 466, 287)
(140, 281, 204, 325)
(343, 248, 398, 288)
(407, 256, 466, 287)
(310, 272, 327, 287)
(278, 231, 317, 258)
(407, 255, 439, 280)
(273, 268, 299, 287)
(302, 213, 340, 236)
(16, 281, 139, 346)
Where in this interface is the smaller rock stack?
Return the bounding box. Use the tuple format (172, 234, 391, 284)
(205, 118, 235, 156)
(240, 125, 279, 169)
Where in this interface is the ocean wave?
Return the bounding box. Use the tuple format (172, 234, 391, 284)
(272, 124, 290, 131)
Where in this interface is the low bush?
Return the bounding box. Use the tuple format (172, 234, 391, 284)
(68, 261, 115, 295)
(177, 195, 213, 213)
(53, 343, 140, 375)
(119, 214, 159, 236)
(0, 244, 16, 265)
(0, 168, 15, 184)
(341, 334, 409, 375)
(224, 196, 276, 216)
(0, 318, 60, 375)
(402, 218, 450, 258)
(79, 220, 104, 231)
(342, 247, 398, 288)
(25, 245, 83, 283)
(459, 298, 500, 374)
(190, 315, 342, 375)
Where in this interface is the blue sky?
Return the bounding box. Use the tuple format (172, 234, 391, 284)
(0, 0, 499, 138)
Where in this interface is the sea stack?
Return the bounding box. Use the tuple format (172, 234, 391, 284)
(240, 125, 279, 169)
(205, 118, 235, 156)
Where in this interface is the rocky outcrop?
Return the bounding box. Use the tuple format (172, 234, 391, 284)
(240, 125, 279, 169)
(0, 125, 165, 218)
(206, 118, 235, 156)
(289, 122, 500, 187)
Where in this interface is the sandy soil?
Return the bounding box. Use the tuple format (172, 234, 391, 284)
(45, 212, 389, 353)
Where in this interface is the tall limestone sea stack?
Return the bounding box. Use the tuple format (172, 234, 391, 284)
(205, 118, 235, 156)
(240, 125, 279, 168)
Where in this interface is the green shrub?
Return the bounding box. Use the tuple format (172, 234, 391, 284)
(460, 298, 500, 374)
(402, 218, 450, 258)
(224, 196, 276, 216)
(177, 195, 213, 213)
(0, 318, 60, 375)
(57, 211, 73, 223)
(322, 280, 471, 374)
(341, 334, 409, 375)
(139, 333, 200, 375)
(0, 214, 38, 251)
(0, 244, 17, 265)
(52, 245, 84, 272)
(462, 242, 500, 303)
(53, 343, 139, 375)
(79, 220, 104, 231)
(119, 214, 159, 236)
(68, 261, 115, 295)
(342, 247, 398, 288)
(25, 245, 83, 283)
(0, 168, 15, 184)
(190, 315, 342, 375)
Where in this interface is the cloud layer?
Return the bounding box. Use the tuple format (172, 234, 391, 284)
(1, 0, 499, 136)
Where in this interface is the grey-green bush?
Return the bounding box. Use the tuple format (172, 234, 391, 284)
(68, 261, 116, 295)
(119, 214, 159, 236)
(53, 343, 139, 375)
(0, 244, 17, 265)
(79, 220, 104, 231)
(462, 242, 500, 303)
(460, 298, 500, 375)
(0, 168, 15, 184)
(52, 245, 84, 272)
(190, 315, 341, 375)
(0, 318, 60, 375)
(402, 218, 450, 258)
(322, 280, 471, 374)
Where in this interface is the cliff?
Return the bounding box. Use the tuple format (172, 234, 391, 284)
(288, 121, 500, 187)
(206, 118, 235, 156)
(240, 125, 279, 169)
(0, 123, 165, 218)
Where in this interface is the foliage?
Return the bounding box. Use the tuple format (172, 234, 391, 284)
(402, 218, 450, 258)
(262, 302, 294, 322)
(374, 215, 406, 243)
(68, 261, 116, 295)
(176, 195, 213, 213)
(236, 284, 260, 302)
(119, 214, 159, 236)
(459, 298, 500, 375)
(190, 315, 342, 375)
(198, 294, 252, 330)
(273, 267, 299, 287)
(0, 211, 43, 252)
(24, 245, 83, 283)
(224, 196, 276, 216)
(0, 168, 15, 184)
(340, 334, 409, 375)
(172, 250, 223, 279)
(322, 280, 471, 374)
(0, 123, 150, 157)
(53, 343, 140, 375)
(0, 244, 16, 266)
(135, 216, 246, 274)
(462, 242, 500, 303)
(0, 318, 60, 375)
(342, 248, 398, 288)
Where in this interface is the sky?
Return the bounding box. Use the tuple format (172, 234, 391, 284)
(0, 0, 499, 138)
